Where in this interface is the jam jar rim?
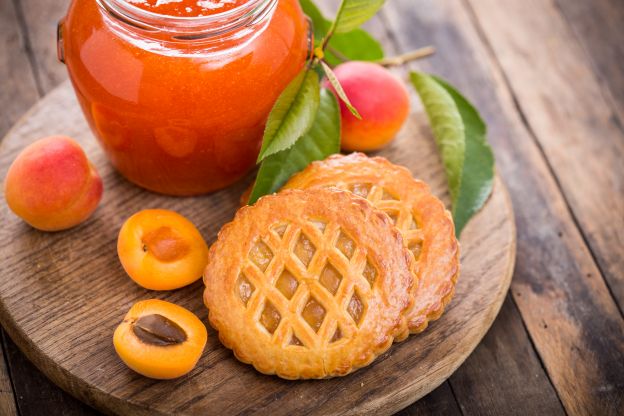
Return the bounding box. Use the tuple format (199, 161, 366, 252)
(97, 0, 277, 36)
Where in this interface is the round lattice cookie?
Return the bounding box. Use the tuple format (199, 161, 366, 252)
(283, 153, 460, 336)
(204, 188, 414, 379)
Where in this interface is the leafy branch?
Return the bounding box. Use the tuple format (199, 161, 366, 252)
(250, 0, 494, 236)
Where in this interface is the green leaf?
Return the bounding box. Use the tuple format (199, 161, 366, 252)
(298, 0, 384, 63)
(249, 89, 341, 205)
(299, 0, 329, 44)
(410, 72, 494, 237)
(258, 69, 320, 162)
(331, 0, 386, 35)
(326, 29, 384, 66)
(320, 61, 361, 119)
(410, 73, 465, 202)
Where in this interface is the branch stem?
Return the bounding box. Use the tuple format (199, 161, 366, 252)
(376, 46, 436, 67)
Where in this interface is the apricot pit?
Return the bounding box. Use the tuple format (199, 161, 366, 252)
(132, 314, 187, 346)
(113, 299, 207, 379)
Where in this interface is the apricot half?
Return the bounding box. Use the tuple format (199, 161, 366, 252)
(326, 62, 410, 152)
(113, 299, 207, 379)
(3, 135, 103, 231)
(117, 209, 209, 290)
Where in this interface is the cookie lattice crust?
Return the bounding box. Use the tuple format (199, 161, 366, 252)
(204, 189, 414, 379)
(284, 153, 460, 335)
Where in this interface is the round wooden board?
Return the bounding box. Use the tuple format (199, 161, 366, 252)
(0, 81, 516, 416)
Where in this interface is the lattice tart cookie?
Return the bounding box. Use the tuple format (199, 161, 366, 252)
(204, 188, 414, 379)
(283, 153, 460, 336)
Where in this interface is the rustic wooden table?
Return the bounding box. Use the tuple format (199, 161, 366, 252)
(1, 0, 622, 415)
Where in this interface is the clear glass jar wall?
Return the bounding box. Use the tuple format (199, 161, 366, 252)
(60, 0, 310, 195)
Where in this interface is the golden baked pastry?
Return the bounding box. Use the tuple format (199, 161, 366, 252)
(283, 153, 459, 335)
(204, 188, 414, 379)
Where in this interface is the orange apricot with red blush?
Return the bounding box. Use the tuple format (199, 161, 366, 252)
(3, 135, 103, 231)
(325, 61, 410, 152)
(117, 209, 209, 290)
(113, 299, 207, 379)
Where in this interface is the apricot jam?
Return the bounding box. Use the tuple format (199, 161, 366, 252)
(60, 0, 310, 195)
(126, 0, 251, 17)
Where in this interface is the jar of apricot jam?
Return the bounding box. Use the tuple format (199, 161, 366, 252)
(59, 0, 311, 195)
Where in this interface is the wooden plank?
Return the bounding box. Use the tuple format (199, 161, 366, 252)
(449, 296, 565, 415)
(466, 0, 624, 313)
(0, 0, 40, 413)
(0, 0, 39, 133)
(382, 0, 624, 415)
(2, 333, 100, 416)
(555, 0, 624, 119)
(396, 382, 462, 416)
(13, 0, 71, 94)
(0, 339, 17, 416)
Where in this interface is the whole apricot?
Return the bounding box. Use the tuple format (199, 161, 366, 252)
(113, 299, 207, 379)
(117, 209, 209, 290)
(326, 61, 410, 152)
(3, 135, 103, 231)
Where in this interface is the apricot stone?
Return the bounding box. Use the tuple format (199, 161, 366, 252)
(3, 135, 103, 231)
(114, 299, 207, 379)
(327, 61, 410, 152)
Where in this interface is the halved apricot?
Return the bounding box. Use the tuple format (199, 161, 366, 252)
(113, 299, 207, 379)
(117, 209, 209, 290)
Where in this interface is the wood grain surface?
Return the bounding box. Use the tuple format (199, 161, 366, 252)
(460, 1, 624, 413)
(469, 0, 624, 315)
(0, 81, 515, 415)
(1, 0, 623, 414)
(380, 0, 624, 414)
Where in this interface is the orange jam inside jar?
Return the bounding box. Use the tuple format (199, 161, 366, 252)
(59, 0, 311, 195)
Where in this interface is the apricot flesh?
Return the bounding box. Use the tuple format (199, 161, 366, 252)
(3, 135, 103, 231)
(113, 299, 207, 379)
(117, 209, 209, 290)
(326, 62, 410, 152)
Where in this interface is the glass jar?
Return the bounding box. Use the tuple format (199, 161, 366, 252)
(59, 0, 311, 195)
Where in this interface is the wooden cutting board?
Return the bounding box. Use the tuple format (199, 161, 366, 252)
(0, 81, 516, 416)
